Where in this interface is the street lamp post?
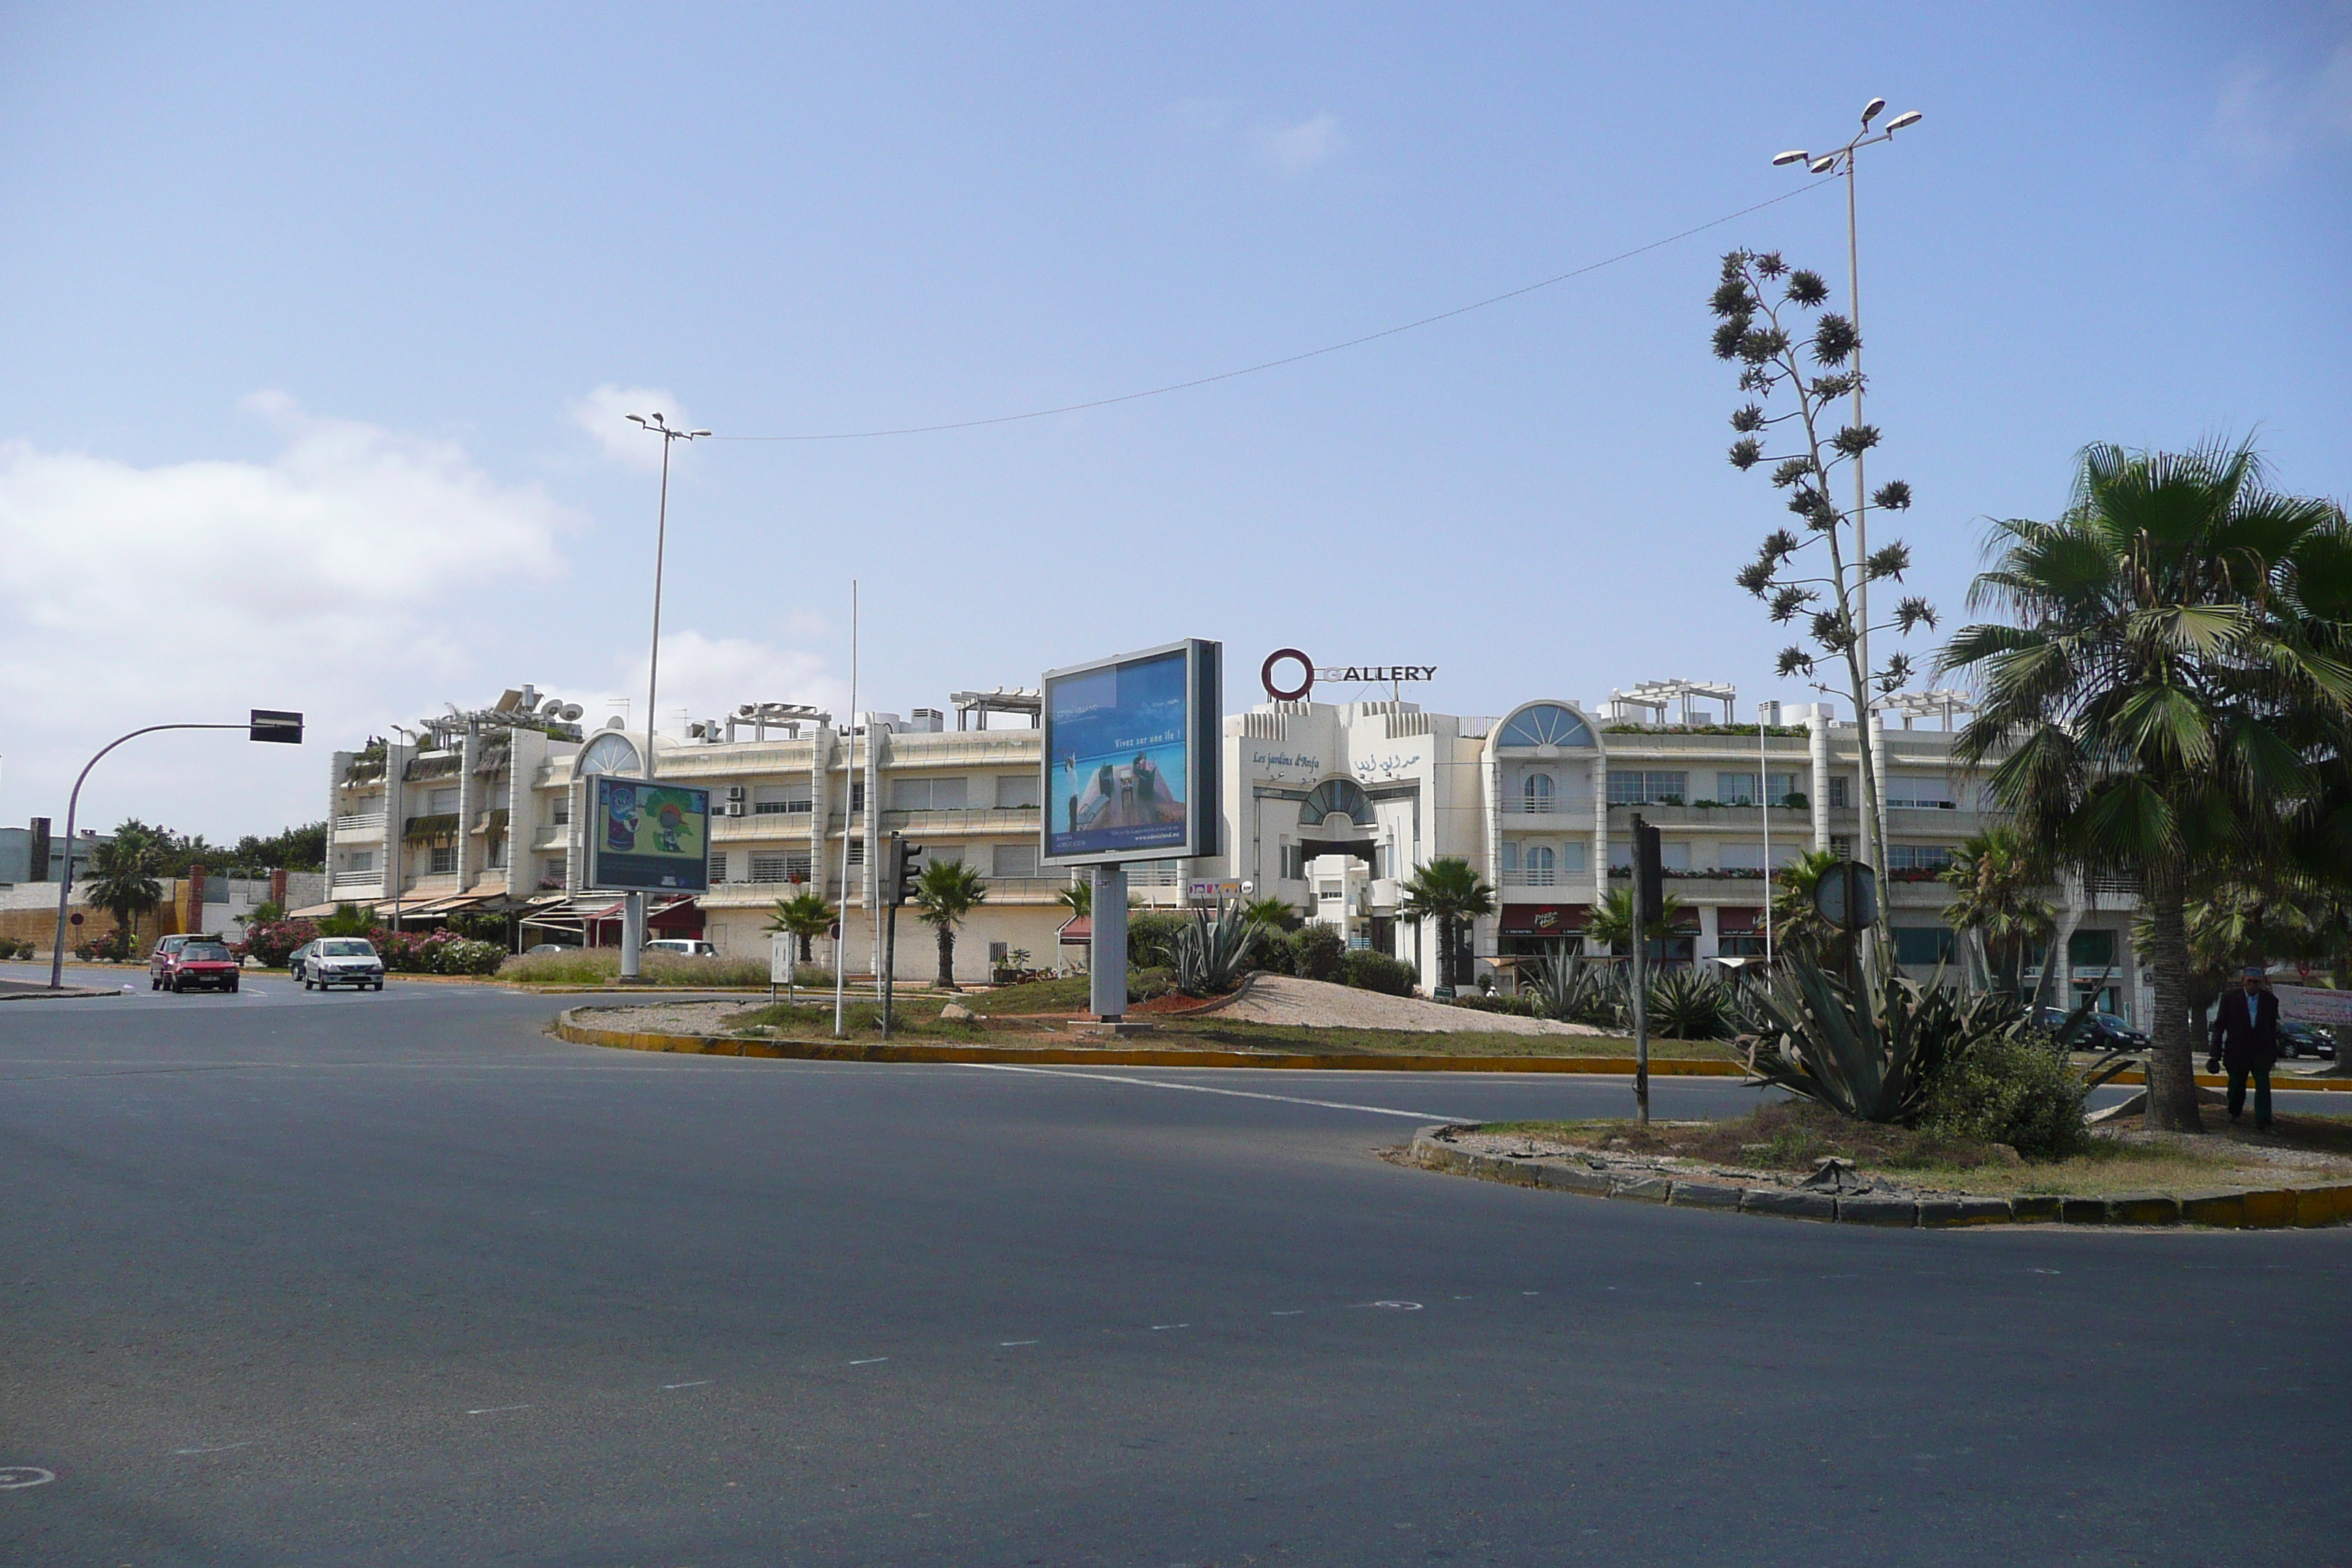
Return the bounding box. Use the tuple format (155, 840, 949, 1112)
(1774, 99, 1923, 878)
(48, 712, 304, 988)
(620, 412, 709, 979)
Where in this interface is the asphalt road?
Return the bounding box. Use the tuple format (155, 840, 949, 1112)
(4, 970, 2348, 1567)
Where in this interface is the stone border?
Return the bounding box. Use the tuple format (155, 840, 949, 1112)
(1405, 1127, 2352, 1229)
(550, 1006, 1749, 1074)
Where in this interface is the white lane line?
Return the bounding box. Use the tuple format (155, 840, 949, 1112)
(998, 1340, 1039, 1347)
(1270, 1310, 1305, 1316)
(0, 1467, 56, 1489)
(466, 1404, 529, 1415)
(848, 1357, 890, 1366)
(171, 1442, 253, 1455)
(960, 1062, 1463, 1121)
(661, 1380, 713, 1389)
(1150, 1323, 1189, 1331)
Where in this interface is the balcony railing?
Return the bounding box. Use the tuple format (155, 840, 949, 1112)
(331, 813, 387, 838)
(1500, 867, 1581, 886)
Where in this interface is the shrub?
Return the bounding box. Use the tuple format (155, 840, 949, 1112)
(1918, 1038, 2089, 1161)
(75, 929, 136, 962)
(317, 902, 376, 938)
(1172, 906, 1263, 997)
(1646, 967, 1737, 1040)
(1450, 992, 1543, 1017)
(1275, 925, 1346, 982)
(1126, 912, 1191, 968)
(1341, 949, 1418, 995)
(425, 936, 506, 976)
(494, 948, 776, 987)
(238, 919, 318, 968)
(1738, 959, 2031, 1125)
(1526, 952, 1626, 1028)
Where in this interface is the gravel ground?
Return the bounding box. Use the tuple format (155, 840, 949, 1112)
(1217, 975, 1605, 1036)
(589, 999, 761, 1035)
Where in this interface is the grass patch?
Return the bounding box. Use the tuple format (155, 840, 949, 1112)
(1143, 1019, 1737, 1058)
(497, 949, 814, 987)
(727, 998, 987, 1041)
(1478, 1101, 2352, 1196)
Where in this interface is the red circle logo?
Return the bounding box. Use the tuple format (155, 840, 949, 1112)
(1261, 649, 1313, 702)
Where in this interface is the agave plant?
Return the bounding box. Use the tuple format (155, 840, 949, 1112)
(1646, 966, 1738, 1041)
(1172, 905, 1264, 998)
(1738, 958, 2034, 1123)
(1526, 947, 1626, 1028)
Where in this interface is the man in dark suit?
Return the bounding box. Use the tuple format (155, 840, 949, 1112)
(2207, 965, 2280, 1131)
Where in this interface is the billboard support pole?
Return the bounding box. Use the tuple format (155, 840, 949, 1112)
(1090, 864, 1128, 1022)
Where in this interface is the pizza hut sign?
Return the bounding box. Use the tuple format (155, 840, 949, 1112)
(1260, 649, 1437, 703)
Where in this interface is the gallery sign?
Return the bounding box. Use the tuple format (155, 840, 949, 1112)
(1260, 648, 1436, 703)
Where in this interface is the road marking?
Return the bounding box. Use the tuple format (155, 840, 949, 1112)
(0, 1467, 56, 1488)
(1149, 1323, 1189, 1331)
(1270, 1310, 1305, 1316)
(998, 1340, 1039, 1347)
(1365, 1300, 1422, 1311)
(172, 1442, 254, 1455)
(466, 1404, 529, 1415)
(661, 1380, 712, 1389)
(848, 1357, 889, 1365)
(960, 1063, 1463, 1120)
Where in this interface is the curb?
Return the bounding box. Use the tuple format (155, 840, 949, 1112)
(1404, 1128, 2352, 1230)
(549, 1007, 1748, 1074)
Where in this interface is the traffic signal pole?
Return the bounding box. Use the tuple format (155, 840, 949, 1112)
(1631, 813, 1660, 1127)
(881, 832, 922, 1039)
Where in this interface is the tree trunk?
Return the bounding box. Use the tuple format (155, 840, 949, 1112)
(796, 932, 813, 965)
(2141, 861, 2204, 1133)
(1437, 916, 1454, 989)
(935, 924, 958, 991)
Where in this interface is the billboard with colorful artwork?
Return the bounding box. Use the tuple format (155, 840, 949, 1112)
(1041, 638, 1221, 867)
(586, 775, 711, 893)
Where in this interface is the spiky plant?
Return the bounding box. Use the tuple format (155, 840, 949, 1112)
(1172, 904, 1264, 997)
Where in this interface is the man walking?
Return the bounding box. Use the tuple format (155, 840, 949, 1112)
(2207, 965, 2280, 1131)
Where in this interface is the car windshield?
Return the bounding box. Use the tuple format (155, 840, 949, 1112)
(319, 940, 374, 957)
(184, 943, 231, 960)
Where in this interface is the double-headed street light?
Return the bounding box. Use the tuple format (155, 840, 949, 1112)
(1774, 97, 1923, 872)
(619, 411, 707, 979)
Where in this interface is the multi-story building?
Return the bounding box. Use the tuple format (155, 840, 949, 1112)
(308, 674, 2145, 1019)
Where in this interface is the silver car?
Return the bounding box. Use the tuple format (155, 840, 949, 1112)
(296, 938, 385, 992)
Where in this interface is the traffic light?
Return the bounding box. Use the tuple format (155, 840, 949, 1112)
(1632, 815, 1663, 924)
(887, 834, 925, 905)
(249, 709, 304, 745)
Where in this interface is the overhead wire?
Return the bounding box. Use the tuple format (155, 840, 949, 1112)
(711, 182, 1829, 443)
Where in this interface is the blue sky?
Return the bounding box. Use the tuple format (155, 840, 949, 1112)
(1, 2, 2346, 839)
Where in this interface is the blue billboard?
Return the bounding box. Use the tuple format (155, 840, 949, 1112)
(1042, 639, 1220, 866)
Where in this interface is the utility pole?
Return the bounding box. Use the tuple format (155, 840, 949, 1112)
(621, 411, 708, 980)
(1630, 813, 1661, 1126)
(834, 580, 858, 1039)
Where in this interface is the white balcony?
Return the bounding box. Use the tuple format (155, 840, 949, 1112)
(331, 813, 387, 840)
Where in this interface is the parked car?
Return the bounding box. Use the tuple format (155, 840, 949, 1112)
(299, 938, 385, 992)
(148, 934, 197, 990)
(644, 938, 719, 958)
(2277, 1021, 2337, 1060)
(524, 943, 578, 955)
(2040, 1006, 2149, 1050)
(163, 939, 241, 994)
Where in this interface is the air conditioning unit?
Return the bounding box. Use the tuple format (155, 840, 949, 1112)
(725, 785, 747, 802)
(723, 800, 746, 818)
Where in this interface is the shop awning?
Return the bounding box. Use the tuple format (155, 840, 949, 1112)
(1716, 906, 1765, 935)
(1499, 903, 1588, 935)
(1058, 915, 1090, 944)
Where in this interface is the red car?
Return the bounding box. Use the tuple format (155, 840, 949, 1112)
(161, 938, 241, 994)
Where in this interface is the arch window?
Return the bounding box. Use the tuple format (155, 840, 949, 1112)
(1297, 777, 1374, 828)
(1496, 704, 1594, 749)
(1521, 772, 1555, 813)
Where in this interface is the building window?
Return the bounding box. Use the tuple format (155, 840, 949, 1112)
(1828, 775, 1850, 809)
(486, 840, 505, 870)
(894, 777, 969, 810)
(1719, 842, 1765, 872)
(1717, 772, 1801, 806)
(1886, 844, 1956, 875)
(1297, 777, 1373, 828)
(753, 783, 812, 815)
(1606, 771, 1688, 806)
(2068, 929, 2118, 970)
(429, 787, 459, 814)
(996, 774, 1041, 810)
(1894, 926, 1956, 965)
(1522, 773, 1555, 813)
(1281, 843, 1305, 881)
(992, 843, 1039, 878)
(1886, 773, 1957, 810)
(1830, 835, 1852, 859)
(850, 782, 865, 814)
(341, 851, 375, 873)
(1521, 845, 1557, 885)
(545, 856, 567, 886)
(429, 845, 457, 875)
(551, 802, 570, 826)
(709, 852, 729, 884)
(1496, 704, 1594, 748)
(848, 840, 864, 864)
(988, 941, 1010, 966)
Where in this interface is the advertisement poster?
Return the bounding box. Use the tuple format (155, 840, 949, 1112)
(588, 775, 711, 892)
(1044, 644, 1199, 864)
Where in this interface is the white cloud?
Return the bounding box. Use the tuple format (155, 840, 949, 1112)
(569, 383, 690, 471)
(2212, 38, 2352, 172)
(581, 630, 851, 736)
(1257, 112, 1343, 176)
(0, 396, 575, 835)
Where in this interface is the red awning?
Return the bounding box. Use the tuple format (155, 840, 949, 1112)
(1716, 906, 1764, 935)
(1058, 916, 1090, 943)
(1500, 903, 1588, 935)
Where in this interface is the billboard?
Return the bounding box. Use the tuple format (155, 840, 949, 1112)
(1041, 638, 1221, 867)
(586, 775, 712, 893)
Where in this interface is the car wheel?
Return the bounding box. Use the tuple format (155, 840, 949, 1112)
(372, 981, 383, 992)
(226, 980, 238, 993)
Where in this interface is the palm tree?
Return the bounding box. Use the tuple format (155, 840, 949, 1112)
(1938, 828, 2057, 1001)
(1766, 848, 1847, 963)
(1237, 895, 1303, 932)
(1585, 885, 1691, 956)
(1055, 875, 1090, 919)
(1398, 856, 1496, 990)
(1941, 440, 2352, 1131)
(764, 889, 837, 966)
(913, 860, 989, 990)
(85, 831, 162, 954)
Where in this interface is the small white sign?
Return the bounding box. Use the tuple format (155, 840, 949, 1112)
(770, 932, 794, 984)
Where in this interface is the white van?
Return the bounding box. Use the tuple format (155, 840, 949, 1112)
(644, 938, 719, 958)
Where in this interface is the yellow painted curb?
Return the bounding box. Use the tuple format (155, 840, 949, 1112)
(549, 1009, 1749, 1076)
(2102, 1068, 2352, 1093)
